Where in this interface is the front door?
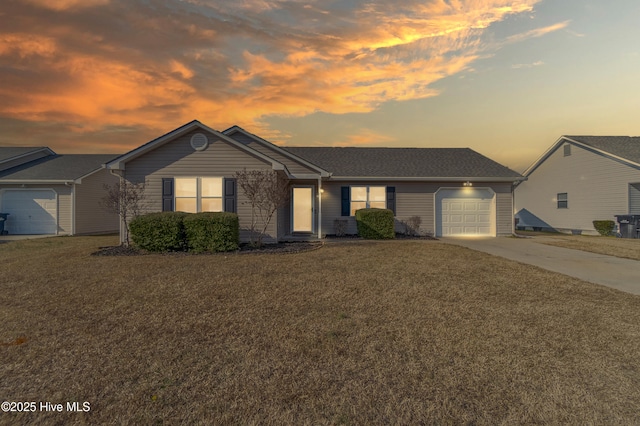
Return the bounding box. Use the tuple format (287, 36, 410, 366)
(292, 187, 313, 233)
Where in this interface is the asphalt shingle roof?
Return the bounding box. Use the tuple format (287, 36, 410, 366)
(565, 136, 640, 164)
(0, 147, 48, 163)
(0, 154, 118, 181)
(283, 147, 522, 178)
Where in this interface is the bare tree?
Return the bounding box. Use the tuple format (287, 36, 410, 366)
(100, 180, 145, 246)
(234, 169, 290, 246)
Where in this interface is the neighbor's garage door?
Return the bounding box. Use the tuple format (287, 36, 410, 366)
(437, 189, 494, 237)
(1, 190, 57, 234)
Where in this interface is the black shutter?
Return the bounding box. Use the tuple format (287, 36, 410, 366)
(224, 178, 237, 213)
(162, 178, 174, 211)
(386, 186, 396, 215)
(341, 186, 350, 216)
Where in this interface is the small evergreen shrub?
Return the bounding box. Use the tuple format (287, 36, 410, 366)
(355, 208, 395, 239)
(129, 212, 187, 252)
(593, 220, 615, 236)
(183, 212, 239, 253)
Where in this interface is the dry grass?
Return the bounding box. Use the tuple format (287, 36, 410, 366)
(2, 236, 640, 425)
(518, 231, 640, 261)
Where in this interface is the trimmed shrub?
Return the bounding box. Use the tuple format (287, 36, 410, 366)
(593, 220, 615, 236)
(355, 208, 395, 239)
(184, 212, 239, 253)
(129, 212, 187, 252)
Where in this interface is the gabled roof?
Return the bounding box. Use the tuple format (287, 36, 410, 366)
(523, 135, 640, 176)
(0, 154, 118, 183)
(222, 126, 331, 177)
(105, 120, 289, 174)
(564, 136, 640, 164)
(283, 147, 523, 180)
(0, 146, 55, 163)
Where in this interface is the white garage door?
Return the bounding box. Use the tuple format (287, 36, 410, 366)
(2, 190, 57, 234)
(437, 189, 494, 237)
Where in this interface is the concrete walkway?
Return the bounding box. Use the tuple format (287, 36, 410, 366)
(442, 237, 640, 296)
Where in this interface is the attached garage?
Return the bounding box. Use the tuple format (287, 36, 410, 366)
(436, 188, 496, 237)
(0, 150, 120, 236)
(1, 189, 57, 234)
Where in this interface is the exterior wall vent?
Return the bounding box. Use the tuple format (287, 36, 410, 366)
(563, 144, 571, 156)
(190, 133, 209, 151)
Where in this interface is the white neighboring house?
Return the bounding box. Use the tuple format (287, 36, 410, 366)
(515, 136, 640, 235)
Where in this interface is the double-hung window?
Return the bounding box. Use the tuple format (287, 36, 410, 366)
(557, 192, 568, 209)
(350, 186, 386, 216)
(175, 177, 223, 213)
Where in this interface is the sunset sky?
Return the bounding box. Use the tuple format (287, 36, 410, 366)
(1, 0, 639, 172)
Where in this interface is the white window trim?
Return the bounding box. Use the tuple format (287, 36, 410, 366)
(557, 192, 568, 209)
(175, 177, 224, 213)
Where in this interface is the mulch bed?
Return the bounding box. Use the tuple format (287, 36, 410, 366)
(91, 241, 324, 256)
(325, 233, 438, 241)
(91, 234, 437, 256)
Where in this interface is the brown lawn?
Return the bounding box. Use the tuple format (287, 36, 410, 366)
(1, 236, 640, 424)
(518, 231, 640, 261)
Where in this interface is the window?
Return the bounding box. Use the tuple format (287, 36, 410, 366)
(557, 193, 568, 209)
(563, 144, 571, 156)
(350, 186, 386, 215)
(175, 177, 223, 213)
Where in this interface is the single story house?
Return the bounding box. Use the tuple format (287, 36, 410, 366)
(515, 135, 640, 235)
(105, 120, 523, 243)
(0, 147, 120, 235)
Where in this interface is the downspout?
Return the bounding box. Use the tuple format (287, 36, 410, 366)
(317, 177, 322, 239)
(109, 169, 126, 244)
(65, 181, 75, 236)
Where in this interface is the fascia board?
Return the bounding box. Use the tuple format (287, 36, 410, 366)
(0, 147, 56, 166)
(327, 176, 524, 182)
(563, 136, 640, 169)
(521, 136, 567, 177)
(0, 179, 74, 184)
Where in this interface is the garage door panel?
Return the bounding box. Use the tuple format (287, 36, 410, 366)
(2, 190, 57, 234)
(438, 189, 494, 237)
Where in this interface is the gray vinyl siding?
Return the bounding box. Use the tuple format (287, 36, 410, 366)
(0, 184, 72, 234)
(321, 181, 513, 237)
(123, 129, 277, 243)
(630, 183, 640, 214)
(0, 151, 51, 172)
(494, 184, 514, 236)
(227, 132, 319, 176)
(74, 169, 119, 234)
(516, 143, 640, 234)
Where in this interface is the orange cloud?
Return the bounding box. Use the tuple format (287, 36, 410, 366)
(23, 0, 110, 11)
(0, 0, 558, 152)
(331, 129, 397, 147)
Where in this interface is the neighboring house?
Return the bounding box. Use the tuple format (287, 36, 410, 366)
(515, 135, 640, 235)
(105, 120, 523, 243)
(0, 147, 120, 235)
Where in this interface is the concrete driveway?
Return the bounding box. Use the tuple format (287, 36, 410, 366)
(442, 237, 640, 296)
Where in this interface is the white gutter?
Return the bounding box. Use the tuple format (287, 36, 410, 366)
(317, 177, 322, 238)
(327, 176, 526, 182)
(109, 169, 127, 244)
(67, 182, 76, 235)
(0, 179, 76, 184)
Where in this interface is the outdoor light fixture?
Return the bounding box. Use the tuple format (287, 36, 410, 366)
(463, 181, 473, 187)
